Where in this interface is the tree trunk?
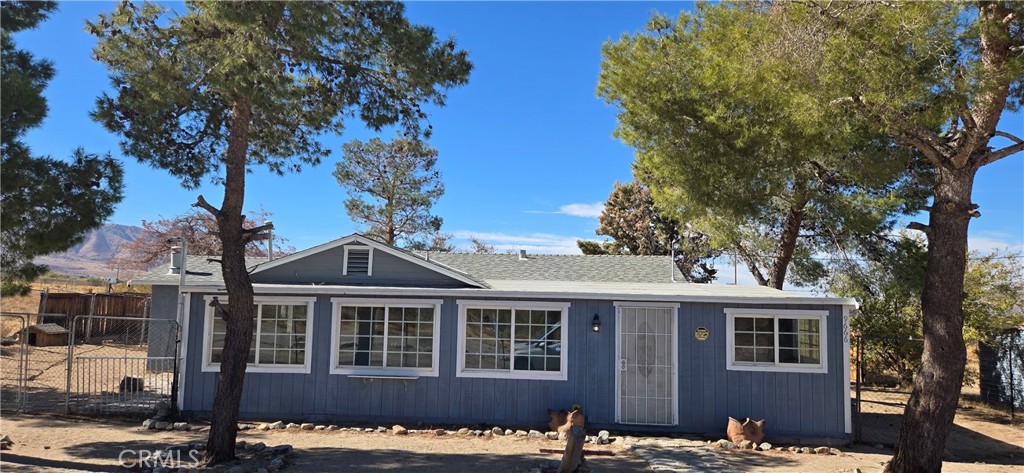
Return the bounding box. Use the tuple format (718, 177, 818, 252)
(204, 97, 254, 464)
(887, 165, 976, 473)
(767, 186, 809, 289)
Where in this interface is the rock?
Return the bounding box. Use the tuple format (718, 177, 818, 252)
(376, 426, 388, 433)
(874, 444, 884, 450)
(226, 466, 245, 473)
(432, 429, 445, 436)
(492, 426, 504, 436)
(545, 431, 559, 440)
(285, 423, 300, 429)
(269, 421, 285, 429)
(800, 447, 812, 454)
(173, 422, 189, 431)
(759, 442, 772, 451)
(252, 442, 266, 452)
(457, 428, 470, 435)
(854, 469, 863, 473)
(0, 435, 13, 451)
(814, 446, 830, 454)
(300, 423, 314, 430)
(505, 429, 514, 436)
(153, 400, 171, 420)
(257, 423, 270, 431)
(393, 425, 408, 435)
(598, 430, 610, 439)
(314, 425, 326, 431)
(788, 446, 798, 452)
(271, 444, 293, 455)
(142, 419, 156, 429)
(716, 439, 737, 449)
(739, 440, 754, 450)
(528, 430, 544, 439)
(327, 425, 340, 431)
(364, 428, 374, 432)
(472, 430, 483, 437)
(236, 441, 247, 450)
(830, 448, 841, 455)
(515, 430, 528, 437)
(154, 421, 170, 430)
(483, 431, 493, 439)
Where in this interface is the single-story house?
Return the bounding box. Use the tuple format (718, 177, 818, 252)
(133, 234, 854, 440)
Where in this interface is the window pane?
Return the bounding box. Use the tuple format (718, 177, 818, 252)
(779, 348, 799, 363)
(779, 333, 798, 349)
(778, 318, 796, 333)
(754, 333, 774, 348)
(734, 333, 754, 347)
(799, 349, 820, 364)
(735, 347, 755, 362)
(754, 318, 773, 331)
(734, 317, 754, 332)
(755, 348, 774, 363)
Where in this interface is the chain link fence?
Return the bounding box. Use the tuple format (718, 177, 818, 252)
(67, 315, 179, 416)
(853, 334, 1021, 445)
(1, 290, 178, 418)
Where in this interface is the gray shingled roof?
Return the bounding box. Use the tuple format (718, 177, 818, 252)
(131, 256, 268, 285)
(418, 252, 684, 284)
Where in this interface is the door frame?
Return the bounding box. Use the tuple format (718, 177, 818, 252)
(613, 302, 680, 426)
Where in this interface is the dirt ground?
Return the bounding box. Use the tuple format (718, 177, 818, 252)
(1, 391, 1021, 473)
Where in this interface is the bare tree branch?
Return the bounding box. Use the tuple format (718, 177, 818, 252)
(194, 195, 220, 216)
(993, 131, 1023, 144)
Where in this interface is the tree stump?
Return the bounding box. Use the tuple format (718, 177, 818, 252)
(558, 424, 586, 473)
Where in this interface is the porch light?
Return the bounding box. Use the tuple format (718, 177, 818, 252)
(592, 314, 601, 332)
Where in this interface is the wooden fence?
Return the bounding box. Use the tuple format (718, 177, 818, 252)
(37, 291, 150, 340)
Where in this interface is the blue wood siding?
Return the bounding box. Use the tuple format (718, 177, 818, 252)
(251, 244, 472, 287)
(179, 292, 848, 439)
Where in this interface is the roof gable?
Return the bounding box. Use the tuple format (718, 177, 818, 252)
(250, 234, 486, 288)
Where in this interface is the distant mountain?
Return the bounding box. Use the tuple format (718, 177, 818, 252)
(35, 223, 143, 278)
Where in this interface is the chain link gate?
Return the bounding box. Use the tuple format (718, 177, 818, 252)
(1, 313, 27, 411)
(0, 312, 75, 413)
(67, 315, 179, 416)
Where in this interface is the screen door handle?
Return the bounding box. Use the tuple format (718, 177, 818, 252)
(619, 358, 627, 371)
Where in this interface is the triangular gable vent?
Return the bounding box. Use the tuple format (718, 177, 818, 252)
(344, 247, 372, 276)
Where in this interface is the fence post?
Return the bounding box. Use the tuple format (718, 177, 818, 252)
(66, 315, 76, 414)
(855, 335, 863, 443)
(1011, 331, 1016, 422)
(85, 294, 96, 339)
(38, 288, 49, 315)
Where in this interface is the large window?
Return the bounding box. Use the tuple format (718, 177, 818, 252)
(329, 298, 441, 376)
(202, 296, 315, 373)
(725, 308, 828, 373)
(456, 300, 570, 380)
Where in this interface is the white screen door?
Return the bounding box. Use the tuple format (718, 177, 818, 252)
(616, 305, 678, 425)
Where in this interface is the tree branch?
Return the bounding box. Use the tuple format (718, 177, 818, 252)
(993, 131, 1023, 144)
(975, 141, 1024, 168)
(907, 221, 930, 237)
(194, 195, 220, 216)
(831, 95, 949, 167)
(208, 296, 228, 320)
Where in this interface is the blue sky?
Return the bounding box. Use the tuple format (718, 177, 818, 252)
(18, 1, 1024, 286)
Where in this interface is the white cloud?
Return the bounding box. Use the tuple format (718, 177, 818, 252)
(523, 202, 604, 218)
(452, 231, 585, 254)
(968, 232, 1024, 254)
(557, 203, 604, 218)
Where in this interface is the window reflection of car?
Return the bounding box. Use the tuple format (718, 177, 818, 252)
(513, 323, 561, 371)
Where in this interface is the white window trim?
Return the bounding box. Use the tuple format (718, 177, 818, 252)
(329, 298, 442, 377)
(201, 295, 316, 374)
(725, 308, 828, 374)
(455, 299, 571, 381)
(342, 246, 373, 276)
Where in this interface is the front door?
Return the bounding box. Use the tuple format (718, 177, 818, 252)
(615, 304, 678, 425)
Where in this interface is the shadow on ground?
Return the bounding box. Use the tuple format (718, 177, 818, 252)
(859, 412, 1024, 465)
(291, 446, 650, 473)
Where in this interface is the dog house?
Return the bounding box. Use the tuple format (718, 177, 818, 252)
(27, 323, 69, 347)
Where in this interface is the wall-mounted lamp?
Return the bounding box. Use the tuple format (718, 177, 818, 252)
(592, 314, 601, 332)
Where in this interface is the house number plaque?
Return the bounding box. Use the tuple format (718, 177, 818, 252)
(694, 327, 709, 341)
